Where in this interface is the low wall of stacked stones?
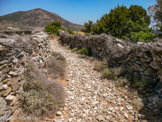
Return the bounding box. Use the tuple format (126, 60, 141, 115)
(58, 30, 162, 92)
(0, 31, 50, 121)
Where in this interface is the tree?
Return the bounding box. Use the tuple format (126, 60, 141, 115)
(91, 5, 154, 42)
(83, 20, 94, 33)
(148, 0, 162, 35)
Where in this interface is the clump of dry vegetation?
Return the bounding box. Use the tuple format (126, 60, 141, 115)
(19, 60, 65, 118)
(47, 52, 66, 79)
(93, 61, 107, 72)
(102, 67, 122, 80)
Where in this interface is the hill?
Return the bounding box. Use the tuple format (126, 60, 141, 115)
(0, 8, 83, 30)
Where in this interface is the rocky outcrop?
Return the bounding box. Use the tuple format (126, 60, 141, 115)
(0, 31, 50, 121)
(58, 30, 162, 92)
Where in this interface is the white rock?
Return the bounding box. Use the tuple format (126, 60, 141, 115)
(123, 112, 128, 119)
(5, 94, 15, 102)
(3, 84, 8, 89)
(56, 111, 62, 116)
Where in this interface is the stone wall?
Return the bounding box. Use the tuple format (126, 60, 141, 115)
(58, 30, 162, 92)
(0, 31, 50, 121)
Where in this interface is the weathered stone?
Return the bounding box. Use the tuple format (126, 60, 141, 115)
(150, 61, 159, 70)
(56, 111, 62, 116)
(0, 110, 12, 122)
(3, 84, 8, 90)
(2, 87, 11, 96)
(10, 78, 20, 91)
(0, 84, 3, 91)
(8, 71, 18, 77)
(157, 68, 162, 80)
(123, 112, 128, 119)
(0, 97, 7, 114)
(0, 74, 7, 82)
(97, 115, 105, 121)
(2, 78, 9, 83)
(0, 60, 8, 66)
(5, 94, 15, 102)
(0, 64, 7, 70)
(1, 66, 10, 74)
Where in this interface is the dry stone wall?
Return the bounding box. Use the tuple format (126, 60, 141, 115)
(58, 30, 162, 93)
(0, 31, 50, 122)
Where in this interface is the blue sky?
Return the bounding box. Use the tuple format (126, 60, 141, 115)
(0, 0, 156, 25)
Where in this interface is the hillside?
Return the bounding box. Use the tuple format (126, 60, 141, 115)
(0, 8, 83, 30)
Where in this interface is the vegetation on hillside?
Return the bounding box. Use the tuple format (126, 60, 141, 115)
(45, 21, 64, 35)
(83, 5, 156, 43)
(67, 29, 75, 34)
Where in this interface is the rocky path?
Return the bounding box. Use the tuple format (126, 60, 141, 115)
(50, 39, 139, 122)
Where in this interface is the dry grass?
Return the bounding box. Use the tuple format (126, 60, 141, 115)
(47, 52, 66, 79)
(19, 60, 65, 118)
(93, 61, 107, 72)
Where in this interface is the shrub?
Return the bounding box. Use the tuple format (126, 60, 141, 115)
(47, 52, 66, 79)
(45, 21, 64, 35)
(67, 29, 74, 34)
(115, 77, 130, 87)
(102, 67, 122, 79)
(132, 98, 144, 111)
(93, 61, 108, 72)
(19, 60, 65, 118)
(102, 68, 112, 79)
(132, 75, 150, 91)
(78, 48, 89, 56)
(16, 30, 24, 35)
(51, 51, 66, 64)
(71, 48, 78, 53)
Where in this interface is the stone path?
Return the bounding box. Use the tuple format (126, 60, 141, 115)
(50, 39, 140, 122)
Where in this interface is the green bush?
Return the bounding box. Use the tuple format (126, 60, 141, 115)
(45, 21, 64, 35)
(71, 48, 78, 53)
(67, 29, 74, 34)
(133, 75, 150, 91)
(102, 68, 112, 79)
(78, 48, 89, 56)
(19, 60, 65, 117)
(16, 30, 24, 35)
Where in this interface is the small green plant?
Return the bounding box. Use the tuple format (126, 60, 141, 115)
(78, 48, 89, 56)
(93, 61, 108, 72)
(71, 48, 78, 53)
(133, 75, 150, 91)
(102, 68, 112, 79)
(19, 60, 65, 118)
(16, 30, 24, 34)
(85, 33, 90, 36)
(102, 67, 122, 79)
(67, 29, 74, 34)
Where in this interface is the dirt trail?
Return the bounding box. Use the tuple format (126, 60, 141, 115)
(50, 39, 139, 122)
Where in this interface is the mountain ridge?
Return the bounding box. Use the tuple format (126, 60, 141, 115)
(0, 8, 83, 30)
